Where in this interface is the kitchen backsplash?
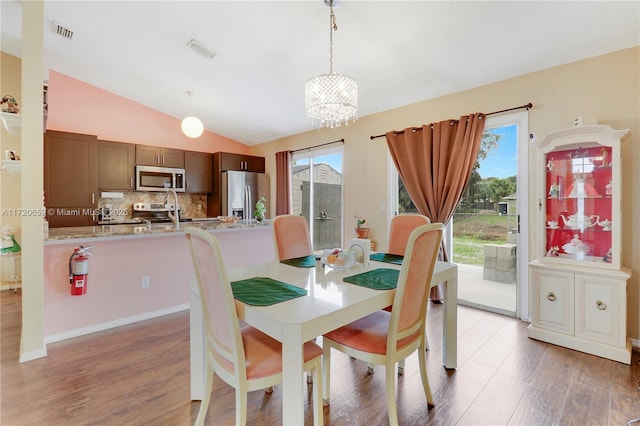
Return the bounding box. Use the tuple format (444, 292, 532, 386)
(97, 192, 207, 221)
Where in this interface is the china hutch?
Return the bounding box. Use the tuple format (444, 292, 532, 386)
(528, 125, 631, 364)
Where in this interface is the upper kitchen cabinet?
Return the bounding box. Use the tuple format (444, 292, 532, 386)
(44, 130, 99, 227)
(214, 152, 265, 173)
(98, 139, 135, 190)
(185, 150, 212, 193)
(136, 145, 184, 168)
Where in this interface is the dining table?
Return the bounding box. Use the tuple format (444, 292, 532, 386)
(189, 256, 458, 425)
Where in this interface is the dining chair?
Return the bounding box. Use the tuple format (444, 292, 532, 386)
(379, 214, 431, 374)
(322, 223, 443, 425)
(271, 214, 313, 260)
(388, 214, 431, 256)
(185, 227, 323, 425)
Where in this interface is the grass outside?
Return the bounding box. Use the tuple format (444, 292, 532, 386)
(452, 213, 513, 266)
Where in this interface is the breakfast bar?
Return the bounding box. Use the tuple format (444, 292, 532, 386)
(43, 221, 275, 343)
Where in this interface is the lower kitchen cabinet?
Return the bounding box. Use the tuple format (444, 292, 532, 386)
(528, 261, 631, 363)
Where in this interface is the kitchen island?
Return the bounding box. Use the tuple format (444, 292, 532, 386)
(43, 220, 275, 343)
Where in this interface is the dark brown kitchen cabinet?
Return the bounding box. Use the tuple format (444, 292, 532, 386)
(185, 151, 212, 193)
(98, 139, 135, 190)
(44, 130, 99, 227)
(136, 145, 184, 168)
(215, 152, 265, 173)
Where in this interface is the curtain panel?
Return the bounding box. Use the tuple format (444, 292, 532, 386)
(275, 151, 292, 215)
(385, 113, 486, 300)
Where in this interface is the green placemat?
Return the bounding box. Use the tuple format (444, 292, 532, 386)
(231, 277, 307, 306)
(370, 253, 404, 265)
(343, 268, 400, 290)
(280, 255, 316, 268)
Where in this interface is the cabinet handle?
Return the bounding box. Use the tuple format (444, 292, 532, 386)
(91, 193, 95, 204)
(162, 155, 165, 165)
(157, 154, 160, 164)
(546, 292, 556, 302)
(130, 177, 133, 188)
(596, 300, 607, 311)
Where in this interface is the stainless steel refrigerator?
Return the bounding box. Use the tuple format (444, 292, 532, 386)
(221, 171, 269, 221)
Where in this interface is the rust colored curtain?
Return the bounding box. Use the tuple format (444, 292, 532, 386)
(385, 113, 486, 300)
(275, 151, 292, 215)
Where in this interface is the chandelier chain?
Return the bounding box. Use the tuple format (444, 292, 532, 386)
(329, 4, 337, 74)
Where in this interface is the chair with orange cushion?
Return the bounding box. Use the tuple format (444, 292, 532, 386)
(185, 227, 323, 425)
(271, 214, 313, 261)
(387, 214, 431, 256)
(379, 214, 431, 374)
(322, 223, 443, 425)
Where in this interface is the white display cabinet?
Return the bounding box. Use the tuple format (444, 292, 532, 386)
(528, 125, 631, 364)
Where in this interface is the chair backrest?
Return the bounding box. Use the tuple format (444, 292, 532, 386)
(271, 215, 313, 260)
(389, 223, 443, 349)
(387, 214, 431, 256)
(185, 227, 247, 381)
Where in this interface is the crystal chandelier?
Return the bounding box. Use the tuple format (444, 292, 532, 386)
(305, 0, 357, 128)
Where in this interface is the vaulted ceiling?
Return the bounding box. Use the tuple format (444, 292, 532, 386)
(2, 1, 638, 145)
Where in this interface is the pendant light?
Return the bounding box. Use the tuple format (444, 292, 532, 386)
(305, 0, 357, 128)
(181, 91, 204, 138)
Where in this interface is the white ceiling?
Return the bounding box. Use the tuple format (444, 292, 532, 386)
(2, 1, 639, 145)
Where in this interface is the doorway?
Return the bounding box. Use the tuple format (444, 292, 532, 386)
(291, 147, 344, 251)
(392, 111, 529, 319)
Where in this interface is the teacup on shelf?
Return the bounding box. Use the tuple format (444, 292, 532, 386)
(598, 219, 612, 231)
(547, 220, 559, 229)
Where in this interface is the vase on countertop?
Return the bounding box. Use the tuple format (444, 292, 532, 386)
(355, 228, 369, 239)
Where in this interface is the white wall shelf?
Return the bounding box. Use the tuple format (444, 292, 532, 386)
(0, 112, 21, 136)
(1, 160, 21, 175)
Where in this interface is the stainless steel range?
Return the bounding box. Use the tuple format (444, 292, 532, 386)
(131, 202, 181, 223)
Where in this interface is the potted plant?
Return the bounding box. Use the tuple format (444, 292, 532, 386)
(354, 215, 369, 238)
(254, 195, 266, 222)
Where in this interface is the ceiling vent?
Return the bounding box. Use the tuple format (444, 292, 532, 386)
(52, 21, 73, 40)
(187, 39, 216, 60)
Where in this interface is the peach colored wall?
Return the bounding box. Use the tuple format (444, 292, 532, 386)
(46, 70, 249, 154)
(43, 228, 275, 341)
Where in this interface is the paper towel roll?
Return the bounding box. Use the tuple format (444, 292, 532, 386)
(347, 238, 370, 266)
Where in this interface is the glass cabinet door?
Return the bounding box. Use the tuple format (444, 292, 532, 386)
(543, 143, 613, 265)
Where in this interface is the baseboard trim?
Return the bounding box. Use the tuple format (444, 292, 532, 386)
(631, 338, 640, 350)
(19, 347, 48, 363)
(44, 303, 190, 344)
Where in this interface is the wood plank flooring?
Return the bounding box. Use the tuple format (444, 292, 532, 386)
(2, 289, 639, 425)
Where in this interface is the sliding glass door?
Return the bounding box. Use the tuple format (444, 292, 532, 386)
(291, 147, 343, 251)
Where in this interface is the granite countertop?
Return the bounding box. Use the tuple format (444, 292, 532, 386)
(45, 219, 271, 245)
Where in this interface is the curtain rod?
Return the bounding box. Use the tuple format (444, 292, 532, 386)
(290, 138, 344, 153)
(369, 102, 533, 140)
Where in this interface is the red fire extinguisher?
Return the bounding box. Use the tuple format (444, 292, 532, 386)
(68, 246, 93, 296)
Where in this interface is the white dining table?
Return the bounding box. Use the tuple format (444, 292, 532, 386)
(190, 258, 458, 425)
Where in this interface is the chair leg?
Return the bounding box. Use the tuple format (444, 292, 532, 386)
(307, 371, 313, 384)
(236, 384, 248, 425)
(397, 359, 405, 375)
(265, 386, 274, 394)
(311, 359, 323, 426)
(322, 344, 331, 406)
(385, 361, 399, 426)
(418, 342, 434, 408)
(195, 360, 215, 426)
(367, 363, 375, 374)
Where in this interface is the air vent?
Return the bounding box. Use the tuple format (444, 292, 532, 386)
(52, 21, 73, 40)
(187, 39, 216, 60)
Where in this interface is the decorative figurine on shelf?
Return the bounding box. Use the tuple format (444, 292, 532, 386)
(600, 148, 610, 167)
(546, 246, 559, 257)
(605, 180, 613, 196)
(549, 183, 559, 199)
(546, 159, 554, 172)
(0, 95, 19, 114)
(603, 248, 612, 263)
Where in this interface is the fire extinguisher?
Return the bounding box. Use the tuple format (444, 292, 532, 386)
(68, 246, 93, 296)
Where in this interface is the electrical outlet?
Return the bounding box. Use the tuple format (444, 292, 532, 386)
(141, 276, 150, 289)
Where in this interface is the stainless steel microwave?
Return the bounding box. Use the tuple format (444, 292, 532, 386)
(135, 165, 186, 192)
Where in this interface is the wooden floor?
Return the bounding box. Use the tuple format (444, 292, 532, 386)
(2, 289, 639, 425)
